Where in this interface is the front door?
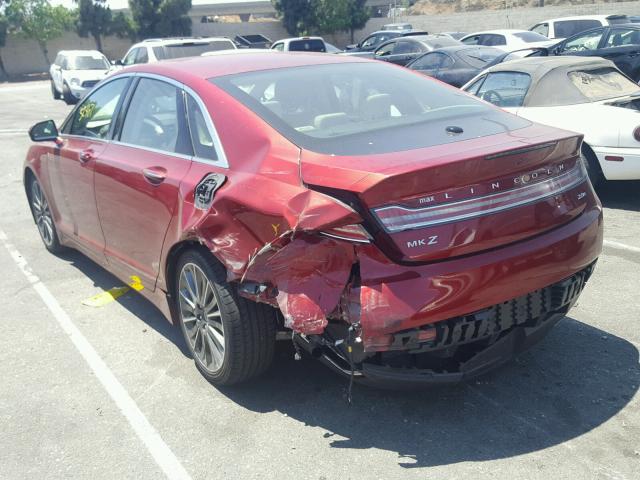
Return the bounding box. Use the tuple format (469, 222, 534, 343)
(94, 77, 193, 290)
(54, 77, 130, 254)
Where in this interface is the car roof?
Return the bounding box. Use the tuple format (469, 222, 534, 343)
(463, 29, 532, 36)
(57, 50, 105, 57)
(476, 56, 620, 106)
(134, 37, 233, 46)
(120, 51, 371, 81)
(276, 37, 324, 42)
(540, 14, 625, 22)
(429, 45, 502, 54)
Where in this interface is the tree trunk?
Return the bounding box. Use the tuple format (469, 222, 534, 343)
(39, 41, 50, 66)
(350, 28, 355, 43)
(93, 33, 103, 53)
(0, 53, 8, 82)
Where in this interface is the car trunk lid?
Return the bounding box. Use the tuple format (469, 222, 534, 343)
(301, 124, 591, 262)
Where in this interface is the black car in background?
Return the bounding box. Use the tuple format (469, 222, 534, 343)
(344, 29, 427, 53)
(372, 34, 462, 66)
(407, 45, 503, 87)
(551, 24, 640, 80)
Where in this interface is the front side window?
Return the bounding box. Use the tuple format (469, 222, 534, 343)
(212, 63, 530, 156)
(563, 30, 604, 52)
(362, 34, 387, 48)
(462, 35, 481, 45)
(482, 34, 507, 46)
(531, 23, 549, 37)
(476, 72, 531, 108)
(119, 78, 192, 156)
(464, 76, 486, 95)
(393, 40, 421, 54)
(375, 41, 396, 56)
(186, 95, 218, 161)
(68, 78, 128, 138)
(272, 42, 284, 51)
(123, 49, 138, 66)
(135, 47, 149, 64)
(568, 67, 640, 101)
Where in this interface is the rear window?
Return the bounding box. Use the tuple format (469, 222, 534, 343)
(513, 31, 549, 42)
(153, 41, 234, 60)
(554, 20, 601, 38)
(288, 39, 326, 52)
(568, 67, 640, 101)
(212, 62, 530, 156)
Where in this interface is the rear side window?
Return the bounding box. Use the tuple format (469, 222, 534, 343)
(68, 78, 128, 138)
(555, 20, 601, 38)
(119, 78, 192, 156)
(288, 39, 326, 52)
(186, 95, 218, 161)
(604, 27, 640, 48)
(476, 72, 531, 107)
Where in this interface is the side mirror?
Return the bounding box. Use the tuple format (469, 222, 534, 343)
(346, 44, 357, 50)
(29, 120, 62, 145)
(115, 59, 124, 66)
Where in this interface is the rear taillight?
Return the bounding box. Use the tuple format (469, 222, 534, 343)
(320, 224, 371, 243)
(374, 161, 587, 233)
(634, 126, 640, 142)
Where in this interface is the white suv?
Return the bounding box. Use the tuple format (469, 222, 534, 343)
(50, 50, 112, 104)
(117, 37, 237, 67)
(530, 15, 630, 40)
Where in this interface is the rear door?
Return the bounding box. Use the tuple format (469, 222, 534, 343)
(94, 76, 193, 290)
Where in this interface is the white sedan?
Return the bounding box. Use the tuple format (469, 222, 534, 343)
(461, 29, 554, 52)
(462, 56, 640, 185)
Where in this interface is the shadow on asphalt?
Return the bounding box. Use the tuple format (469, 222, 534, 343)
(597, 180, 640, 212)
(57, 250, 639, 468)
(57, 249, 190, 357)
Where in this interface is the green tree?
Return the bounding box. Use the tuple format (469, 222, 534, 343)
(0, 13, 8, 80)
(75, 0, 136, 51)
(271, 0, 317, 36)
(128, 0, 192, 39)
(346, 0, 369, 42)
(6, 0, 74, 64)
(314, 0, 349, 35)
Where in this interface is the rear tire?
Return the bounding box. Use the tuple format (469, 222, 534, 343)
(581, 145, 604, 188)
(175, 249, 277, 386)
(62, 83, 76, 105)
(28, 176, 65, 254)
(51, 80, 61, 100)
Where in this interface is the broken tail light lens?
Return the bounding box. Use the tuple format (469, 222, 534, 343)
(374, 161, 588, 233)
(320, 224, 371, 243)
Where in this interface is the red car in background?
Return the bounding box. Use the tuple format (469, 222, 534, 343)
(25, 53, 603, 388)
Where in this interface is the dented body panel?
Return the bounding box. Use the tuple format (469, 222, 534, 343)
(24, 52, 603, 386)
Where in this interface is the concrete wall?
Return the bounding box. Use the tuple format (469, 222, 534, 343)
(1, 33, 132, 78)
(3, 0, 640, 78)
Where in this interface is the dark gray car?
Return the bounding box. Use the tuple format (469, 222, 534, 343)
(371, 35, 462, 66)
(407, 45, 503, 87)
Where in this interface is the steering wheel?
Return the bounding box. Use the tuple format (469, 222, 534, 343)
(482, 89, 504, 105)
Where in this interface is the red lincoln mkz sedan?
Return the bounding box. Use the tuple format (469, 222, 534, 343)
(25, 52, 603, 388)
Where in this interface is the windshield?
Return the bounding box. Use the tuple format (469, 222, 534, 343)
(460, 47, 502, 67)
(568, 68, 640, 101)
(212, 62, 530, 155)
(513, 31, 549, 42)
(154, 41, 234, 60)
(67, 55, 109, 70)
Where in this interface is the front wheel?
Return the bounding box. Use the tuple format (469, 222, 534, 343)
(50, 80, 60, 100)
(62, 83, 77, 105)
(175, 249, 277, 386)
(28, 176, 64, 253)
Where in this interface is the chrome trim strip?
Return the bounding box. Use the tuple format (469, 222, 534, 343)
(319, 231, 371, 244)
(61, 71, 229, 169)
(374, 163, 587, 233)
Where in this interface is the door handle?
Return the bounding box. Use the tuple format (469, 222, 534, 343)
(142, 167, 167, 185)
(79, 149, 94, 163)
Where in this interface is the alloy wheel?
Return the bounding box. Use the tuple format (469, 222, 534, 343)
(178, 262, 225, 373)
(31, 180, 54, 247)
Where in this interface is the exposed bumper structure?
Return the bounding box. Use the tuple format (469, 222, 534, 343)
(593, 146, 640, 180)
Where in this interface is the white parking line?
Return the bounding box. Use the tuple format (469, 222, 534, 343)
(603, 239, 640, 254)
(0, 229, 193, 480)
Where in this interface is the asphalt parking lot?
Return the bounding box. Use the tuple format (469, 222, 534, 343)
(0, 80, 639, 480)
